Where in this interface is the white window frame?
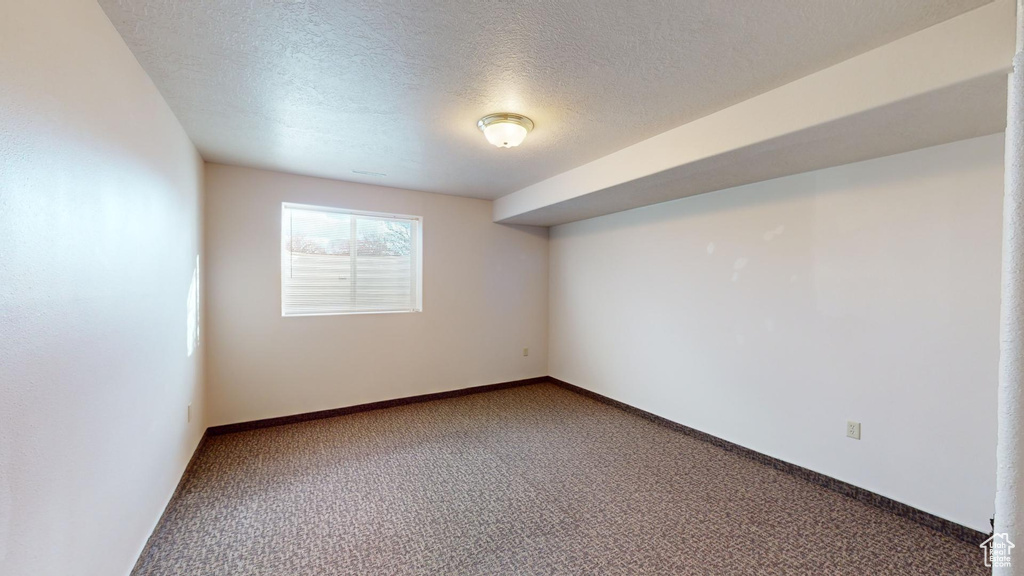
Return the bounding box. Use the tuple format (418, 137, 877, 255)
(281, 202, 423, 317)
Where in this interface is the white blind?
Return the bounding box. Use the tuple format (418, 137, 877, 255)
(281, 204, 422, 316)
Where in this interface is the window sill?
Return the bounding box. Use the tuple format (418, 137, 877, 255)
(282, 309, 422, 318)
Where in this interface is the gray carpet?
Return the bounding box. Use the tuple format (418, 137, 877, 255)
(133, 383, 987, 575)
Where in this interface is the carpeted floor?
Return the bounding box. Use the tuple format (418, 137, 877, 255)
(133, 383, 987, 575)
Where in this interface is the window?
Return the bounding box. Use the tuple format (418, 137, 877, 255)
(281, 203, 422, 316)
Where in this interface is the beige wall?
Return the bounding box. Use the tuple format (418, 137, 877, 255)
(549, 134, 1003, 532)
(0, 1, 205, 575)
(204, 164, 548, 426)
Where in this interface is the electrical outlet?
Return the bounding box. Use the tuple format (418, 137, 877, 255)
(188, 403, 192, 423)
(523, 347, 529, 357)
(846, 420, 861, 440)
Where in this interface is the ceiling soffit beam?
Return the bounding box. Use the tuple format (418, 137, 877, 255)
(493, 0, 1016, 227)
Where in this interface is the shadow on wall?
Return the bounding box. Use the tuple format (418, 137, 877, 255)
(496, 222, 551, 239)
(550, 133, 1005, 240)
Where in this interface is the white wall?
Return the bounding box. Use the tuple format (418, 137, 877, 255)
(0, 1, 205, 575)
(204, 164, 548, 426)
(549, 134, 1003, 532)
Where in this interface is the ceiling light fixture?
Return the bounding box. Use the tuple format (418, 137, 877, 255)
(477, 113, 534, 148)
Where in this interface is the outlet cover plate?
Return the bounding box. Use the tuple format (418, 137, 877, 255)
(847, 420, 861, 440)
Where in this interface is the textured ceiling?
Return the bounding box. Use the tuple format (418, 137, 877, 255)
(98, 0, 989, 200)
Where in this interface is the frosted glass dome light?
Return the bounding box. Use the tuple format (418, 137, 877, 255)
(477, 113, 534, 148)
